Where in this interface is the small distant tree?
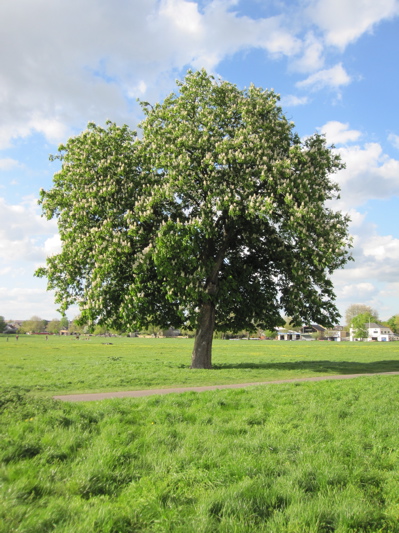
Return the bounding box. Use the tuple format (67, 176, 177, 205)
(20, 316, 46, 333)
(0, 316, 6, 333)
(351, 312, 376, 339)
(47, 319, 62, 334)
(264, 329, 277, 339)
(69, 316, 85, 334)
(140, 324, 163, 337)
(345, 304, 378, 328)
(92, 324, 109, 335)
(59, 316, 69, 331)
(283, 317, 301, 332)
(387, 315, 399, 334)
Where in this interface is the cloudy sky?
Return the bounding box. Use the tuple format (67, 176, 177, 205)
(1, 0, 399, 322)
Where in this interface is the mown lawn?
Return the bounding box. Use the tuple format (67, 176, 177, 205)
(1, 335, 399, 395)
(1, 376, 399, 532)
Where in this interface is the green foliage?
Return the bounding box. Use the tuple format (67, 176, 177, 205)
(2, 377, 399, 531)
(36, 70, 352, 365)
(345, 304, 378, 327)
(0, 315, 5, 333)
(387, 314, 399, 334)
(351, 312, 377, 339)
(47, 319, 62, 334)
(59, 316, 69, 330)
(140, 324, 163, 337)
(69, 316, 86, 334)
(282, 317, 301, 332)
(19, 316, 46, 334)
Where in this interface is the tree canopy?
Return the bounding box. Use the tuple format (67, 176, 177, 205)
(20, 316, 46, 334)
(59, 316, 69, 331)
(36, 69, 352, 368)
(345, 304, 378, 327)
(350, 312, 377, 339)
(46, 319, 62, 334)
(387, 315, 399, 334)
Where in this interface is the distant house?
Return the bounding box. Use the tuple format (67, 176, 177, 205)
(162, 327, 180, 337)
(324, 326, 349, 342)
(4, 320, 24, 334)
(301, 325, 326, 335)
(4, 324, 18, 334)
(350, 322, 394, 342)
(277, 329, 301, 341)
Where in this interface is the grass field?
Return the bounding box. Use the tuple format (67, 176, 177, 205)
(2, 335, 399, 395)
(2, 377, 399, 532)
(2, 336, 399, 532)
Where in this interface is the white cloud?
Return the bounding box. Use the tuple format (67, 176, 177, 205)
(339, 282, 376, 299)
(44, 234, 62, 256)
(388, 133, 399, 150)
(0, 0, 397, 150)
(0, 0, 307, 149)
(159, 0, 203, 35)
(291, 32, 325, 73)
(280, 95, 309, 107)
(318, 121, 361, 145)
(296, 63, 351, 91)
(379, 282, 399, 302)
(332, 142, 399, 208)
(331, 206, 399, 319)
(0, 286, 58, 320)
(363, 235, 399, 261)
(346, 209, 367, 228)
(307, 0, 399, 49)
(0, 197, 57, 262)
(0, 158, 22, 171)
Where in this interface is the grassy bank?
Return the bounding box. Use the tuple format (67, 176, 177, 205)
(1, 335, 399, 395)
(2, 376, 399, 532)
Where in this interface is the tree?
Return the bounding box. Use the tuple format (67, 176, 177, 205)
(36, 70, 352, 368)
(387, 315, 399, 334)
(59, 316, 69, 331)
(351, 312, 376, 340)
(140, 324, 164, 337)
(282, 317, 301, 332)
(20, 316, 46, 334)
(0, 316, 6, 333)
(345, 304, 378, 327)
(69, 316, 85, 334)
(47, 319, 62, 334)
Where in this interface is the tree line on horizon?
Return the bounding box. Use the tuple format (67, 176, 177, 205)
(2, 304, 399, 337)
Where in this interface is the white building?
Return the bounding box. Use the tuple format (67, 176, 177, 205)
(277, 329, 301, 341)
(350, 322, 394, 342)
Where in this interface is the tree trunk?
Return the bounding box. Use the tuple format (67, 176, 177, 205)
(191, 301, 215, 369)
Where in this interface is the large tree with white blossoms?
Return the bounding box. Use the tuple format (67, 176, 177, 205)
(36, 70, 352, 368)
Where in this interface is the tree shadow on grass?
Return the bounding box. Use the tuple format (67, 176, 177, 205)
(212, 360, 399, 375)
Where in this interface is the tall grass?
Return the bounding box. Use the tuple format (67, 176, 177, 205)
(2, 376, 399, 532)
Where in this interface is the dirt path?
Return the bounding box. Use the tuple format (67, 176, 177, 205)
(53, 371, 399, 402)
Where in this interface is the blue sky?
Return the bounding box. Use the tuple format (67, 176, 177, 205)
(1, 0, 398, 322)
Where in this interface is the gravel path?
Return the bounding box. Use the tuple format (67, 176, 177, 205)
(53, 371, 399, 402)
